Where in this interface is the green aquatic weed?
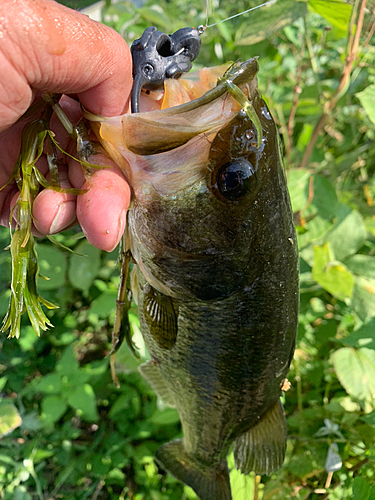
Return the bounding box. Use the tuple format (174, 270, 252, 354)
(0, 96, 102, 338)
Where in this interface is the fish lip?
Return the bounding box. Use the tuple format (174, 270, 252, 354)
(84, 58, 259, 122)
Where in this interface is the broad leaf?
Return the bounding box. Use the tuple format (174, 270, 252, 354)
(56, 344, 79, 375)
(356, 84, 375, 126)
(351, 277, 375, 321)
(312, 244, 354, 301)
(0, 403, 22, 437)
(305, 175, 338, 220)
(68, 241, 101, 291)
(138, 6, 172, 30)
(287, 169, 311, 212)
(13, 486, 32, 500)
(89, 291, 117, 317)
(309, 0, 352, 35)
(327, 206, 366, 261)
(230, 467, 255, 500)
(41, 396, 67, 425)
(67, 384, 99, 422)
(37, 244, 67, 290)
(339, 318, 375, 350)
(331, 347, 375, 408)
(298, 216, 332, 246)
(236, 0, 307, 46)
(345, 254, 375, 280)
(353, 476, 372, 500)
(151, 407, 180, 425)
(27, 373, 63, 395)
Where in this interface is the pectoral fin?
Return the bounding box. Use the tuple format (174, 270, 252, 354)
(233, 399, 287, 475)
(139, 360, 176, 407)
(143, 284, 178, 350)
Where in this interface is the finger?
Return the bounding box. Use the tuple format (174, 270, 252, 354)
(0, 185, 18, 228)
(0, 0, 132, 131)
(48, 95, 83, 154)
(10, 192, 44, 237)
(73, 155, 131, 252)
(32, 167, 77, 235)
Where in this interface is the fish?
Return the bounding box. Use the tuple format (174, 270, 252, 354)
(85, 58, 299, 500)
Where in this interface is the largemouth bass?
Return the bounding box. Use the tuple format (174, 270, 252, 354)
(86, 58, 299, 500)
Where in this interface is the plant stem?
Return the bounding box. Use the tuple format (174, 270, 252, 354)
(42, 92, 74, 136)
(286, 38, 305, 164)
(300, 0, 368, 169)
(253, 475, 261, 500)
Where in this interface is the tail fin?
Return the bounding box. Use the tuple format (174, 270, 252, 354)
(156, 439, 232, 500)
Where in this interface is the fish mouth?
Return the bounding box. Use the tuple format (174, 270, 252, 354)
(84, 58, 260, 184)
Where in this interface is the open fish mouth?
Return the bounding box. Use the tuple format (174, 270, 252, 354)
(84, 58, 261, 194)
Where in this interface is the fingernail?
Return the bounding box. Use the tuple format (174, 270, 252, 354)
(49, 201, 76, 234)
(105, 209, 127, 252)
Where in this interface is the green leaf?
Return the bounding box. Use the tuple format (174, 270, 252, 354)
(0, 377, 7, 392)
(0, 403, 22, 437)
(41, 396, 67, 425)
(305, 175, 338, 220)
(296, 123, 313, 152)
(312, 243, 354, 301)
(353, 476, 371, 500)
(326, 206, 366, 261)
(0, 454, 18, 466)
(308, 0, 352, 34)
(298, 215, 332, 246)
(236, 0, 308, 46)
(68, 241, 101, 291)
(67, 384, 99, 422)
(365, 217, 375, 237)
(138, 6, 171, 29)
(351, 277, 375, 321)
(356, 84, 375, 125)
(56, 344, 79, 375)
(13, 486, 32, 500)
(89, 291, 117, 318)
(287, 169, 311, 212)
(331, 347, 375, 407)
(339, 318, 375, 350)
(360, 410, 375, 426)
(109, 389, 141, 420)
(287, 453, 317, 476)
(36, 244, 67, 290)
(230, 467, 255, 499)
(345, 254, 375, 280)
(151, 408, 180, 426)
(29, 373, 63, 394)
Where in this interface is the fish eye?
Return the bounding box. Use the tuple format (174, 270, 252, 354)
(216, 158, 256, 201)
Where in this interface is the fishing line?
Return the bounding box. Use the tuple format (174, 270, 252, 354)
(205, 0, 209, 30)
(198, 0, 277, 33)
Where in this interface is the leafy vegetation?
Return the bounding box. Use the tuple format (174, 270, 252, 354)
(0, 0, 374, 499)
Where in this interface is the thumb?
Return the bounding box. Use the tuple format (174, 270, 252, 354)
(0, 0, 132, 130)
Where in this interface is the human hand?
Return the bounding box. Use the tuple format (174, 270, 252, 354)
(0, 0, 132, 251)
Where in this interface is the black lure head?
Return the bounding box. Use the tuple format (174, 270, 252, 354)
(130, 26, 201, 113)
